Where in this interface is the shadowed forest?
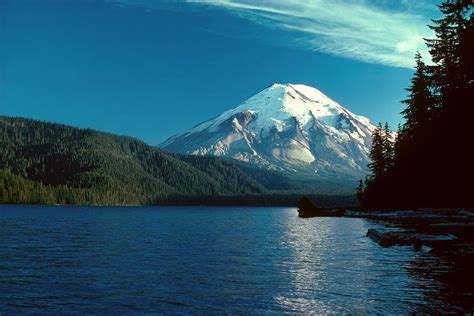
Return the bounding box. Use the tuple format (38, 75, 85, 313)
(359, 0, 473, 208)
(0, 116, 354, 206)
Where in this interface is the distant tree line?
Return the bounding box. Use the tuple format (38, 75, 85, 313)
(156, 193, 357, 208)
(359, 0, 473, 208)
(0, 116, 353, 206)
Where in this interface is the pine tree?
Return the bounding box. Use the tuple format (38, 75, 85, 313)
(426, 0, 473, 106)
(382, 123, 394, 173)
(401, 53, 434, 137)
(368, 123, 385, 179)
(356, 179, 364, 202)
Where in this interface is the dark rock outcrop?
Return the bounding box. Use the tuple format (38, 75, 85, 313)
(366, 228, 457, 250)
(297, 197, 345, 218)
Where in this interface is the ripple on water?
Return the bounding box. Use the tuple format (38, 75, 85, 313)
(0, 205, 469, 314)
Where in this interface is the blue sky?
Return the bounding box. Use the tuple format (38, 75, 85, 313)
(0, 0, 440, 144)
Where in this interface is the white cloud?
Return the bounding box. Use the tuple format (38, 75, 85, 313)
(185, 0, 438, 68)
(108, 0, 438, 68)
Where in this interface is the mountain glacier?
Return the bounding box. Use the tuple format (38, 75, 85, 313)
(160, 83, 376, 190)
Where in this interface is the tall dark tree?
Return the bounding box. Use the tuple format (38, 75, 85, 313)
(356, 179, 364, 202)
(401, 53, 434, 137)
(358, 122, 394, 207)
(368, 123, 385, 179)
(394, 54, 434, 193)
(382, 123, 394, 173)
(426, 0, 473, 103)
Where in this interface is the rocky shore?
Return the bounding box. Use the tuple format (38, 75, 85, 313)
(297, 200, 474, 255)
(298, 201, 474, 313)
(347, 209, 474, 253)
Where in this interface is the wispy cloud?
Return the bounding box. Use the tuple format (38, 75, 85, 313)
(186, 0, 439, 68)
(110, 0, 439, 68)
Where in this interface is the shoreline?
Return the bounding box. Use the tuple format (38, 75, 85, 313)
(298, 206, 474, 254)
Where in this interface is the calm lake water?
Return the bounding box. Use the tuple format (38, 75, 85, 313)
(0, 205, 471, 314)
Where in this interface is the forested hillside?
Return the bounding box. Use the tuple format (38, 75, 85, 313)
(360, 0, 473, 208)
(0, 116, 303, 205)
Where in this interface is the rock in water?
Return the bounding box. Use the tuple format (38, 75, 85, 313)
(297, 197, 345, 218)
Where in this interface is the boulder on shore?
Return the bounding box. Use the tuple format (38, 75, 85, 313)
(297, 197, 345, 218)
(366, 228, 457, 250)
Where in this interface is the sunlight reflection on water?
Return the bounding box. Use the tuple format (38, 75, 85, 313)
(0, 205, 468, 314)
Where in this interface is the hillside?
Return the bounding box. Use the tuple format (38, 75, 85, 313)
(0, 116, 305, 205)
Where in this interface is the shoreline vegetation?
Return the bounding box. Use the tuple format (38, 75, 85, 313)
(0, 174, 356, 208)
(358, 1, 473, 209)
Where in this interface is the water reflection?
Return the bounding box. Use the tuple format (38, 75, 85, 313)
(275, 215, 466, 314)
(407, 250, 474, 313)
(0, 206, 472, 314)
(274, 213, 330, 312)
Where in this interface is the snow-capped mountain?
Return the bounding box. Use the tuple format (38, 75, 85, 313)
(160, 83, 376, 188)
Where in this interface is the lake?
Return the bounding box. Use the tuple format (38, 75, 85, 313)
(0, 205, 471, 314)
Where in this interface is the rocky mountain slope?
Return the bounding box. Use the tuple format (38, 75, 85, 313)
(161, 83, 376, 191)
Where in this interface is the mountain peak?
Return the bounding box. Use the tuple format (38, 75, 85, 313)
(267, 83, 311, 91)
(160, 83, 376, 189)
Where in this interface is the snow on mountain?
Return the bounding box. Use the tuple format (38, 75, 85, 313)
(160, 83, 376, 187)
